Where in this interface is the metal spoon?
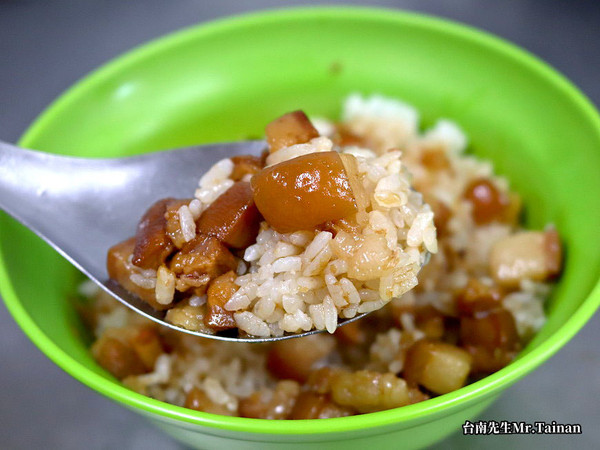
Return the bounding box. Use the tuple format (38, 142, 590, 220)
(0, 139, 387, 342)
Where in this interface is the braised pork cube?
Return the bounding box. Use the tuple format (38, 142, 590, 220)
(413, 305, 446, 340)
(204, 271, 238, 331)
(92, 325, 166, 379)
(330, 370, 411, 413)
(107, 237, 172, 310)
(455, 278, 503, 316)
(169, 234, 237, 278)
(333, 124, 367, 148)
(196, 182, 262, 249)
(131, 325, 164, 370)
(184, 387, 234, 416)
(460, 309, 520, 373)
(403, 340, 472, 395)
(420, 145, 451, 172)
(463, 178, 510, 225)
(460, 309, 519, 350)
(429, 199, 452, 236)
(132, 198, 177, 269)
(305, 367, 346, 395)
(265, 110, 319, 153)
(489, 229, 562, 288)
(238, 380, 300, 419)
(252, 152, 358, 233)
(230, 155, 264, 181)
(165, 298, 211, 333)
(289, 392, 354, 419)
(92, 335, 146, 379)
(267, 334, 335, 383)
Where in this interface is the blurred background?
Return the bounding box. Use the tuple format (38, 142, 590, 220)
(1, 1, 598, 449)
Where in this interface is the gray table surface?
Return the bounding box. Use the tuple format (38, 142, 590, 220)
(1, 1, 599, 449)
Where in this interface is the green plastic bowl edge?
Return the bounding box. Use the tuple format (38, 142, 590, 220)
(2, 5, 600, 437)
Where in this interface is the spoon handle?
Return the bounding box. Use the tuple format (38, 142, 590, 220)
(0, 139, 267, 281)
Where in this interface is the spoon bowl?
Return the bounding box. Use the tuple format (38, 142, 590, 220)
(0, 139, 376, 342)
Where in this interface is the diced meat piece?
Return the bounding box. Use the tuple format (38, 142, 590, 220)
(196, 182, 262, 249)
(413, 305, 446, 340)
(132, 198, 176, 269)
(265, 111, 319, 153)
(164, 198, 195, 249)
(238, 380, 300, 419)
(107, 237, 171, 310)
(204, 271, 238, 331)
(169, 234, 237, 278)
(463, 345, 515, 373)
(421, 146, 450, 171)
(165, 298, 212, 333)
(131, 325, 164, 370)
(460, 309, 519, 351)
(230, 155, 263, 181)
(330, 370, 411, 413)
(267, 334, 335, 383)
(174, 273, 211, 296)
(463, 178, 510, 225)
(455, 278, 503, 316)
(489, 230, 562, 288)
(252, 152, 358, 233)
(289, 392, 354, 419)
(333, 124, 368, 147)
(184, 387, 234, 415)
(403, 340, 472, 395)
(544, 228, 562, 276)
(92, 334, 147, 379)
(305, 367, 347, 395)
(430, 199, 452, 236)
(460, 309, 520, 373)
(408, 386, 430, 404)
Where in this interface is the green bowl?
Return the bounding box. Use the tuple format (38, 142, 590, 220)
(2, 7, 600, 449)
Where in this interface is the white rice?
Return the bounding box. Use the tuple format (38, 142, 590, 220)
(129, 273, 156, 290)
(177, 205, 196, 242)
(155, 266, 176, 305)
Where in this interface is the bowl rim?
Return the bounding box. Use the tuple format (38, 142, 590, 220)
(2, 5, 600, 436)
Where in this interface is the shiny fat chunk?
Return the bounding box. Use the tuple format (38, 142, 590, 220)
(289, 392, 354, 419)
(489, 230, 562, 288)
(460, 309, 520, 373)
(330, 370, 411, 413)
(403, 340, 472, 395)
(251, 151, 358, 233)
(267, 334, 335, 382)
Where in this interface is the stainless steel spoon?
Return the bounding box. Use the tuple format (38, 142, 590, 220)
(0, 139, 379, 343)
